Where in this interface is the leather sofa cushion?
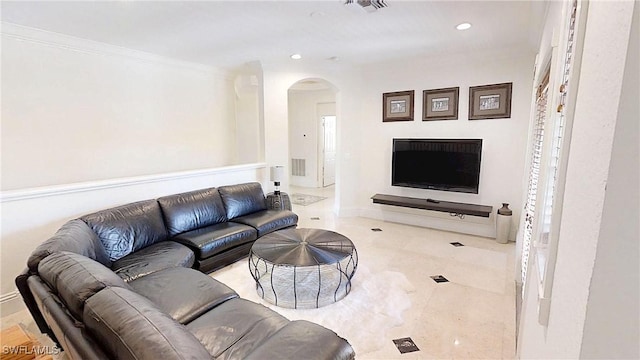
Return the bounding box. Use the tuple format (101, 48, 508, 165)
(129, 267, 238, 324)
(187, 298, 289, 359)
(27, 276, 111, 359)
(84, 287, 211, 360)
(232, 210, 298, 237)
(172, 222, 257, 259)
(245, 320, 355, 360)
(218, 182, 267, 219)
(38, 251, 129, 320)
(158, 187, 228, 237)
(28, 219, 112, 272)
(111, 241, 194, 282)
(81, 200, 168, 262)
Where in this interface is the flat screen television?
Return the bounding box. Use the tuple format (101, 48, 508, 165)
(392, 138, 482, 194)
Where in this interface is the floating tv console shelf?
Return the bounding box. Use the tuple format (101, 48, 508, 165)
(371, 194, 493, 218)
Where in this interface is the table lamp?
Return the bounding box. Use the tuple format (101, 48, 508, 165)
(270, 166, 284, 195)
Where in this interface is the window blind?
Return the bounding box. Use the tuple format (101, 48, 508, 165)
(521, 69, 550, 286)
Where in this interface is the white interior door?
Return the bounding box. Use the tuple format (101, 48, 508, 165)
(321, 115, 336, 187)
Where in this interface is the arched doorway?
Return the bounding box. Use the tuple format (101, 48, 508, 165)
(287, 78, 338, 190)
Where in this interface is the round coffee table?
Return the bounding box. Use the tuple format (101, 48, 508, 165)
(248, 228, 358, 309)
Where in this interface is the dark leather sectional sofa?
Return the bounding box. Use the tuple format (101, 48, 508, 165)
(15, 182, 355, 359)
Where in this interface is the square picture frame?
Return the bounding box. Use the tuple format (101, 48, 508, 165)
(469, 82, 513, 120)
(383, 90, 414, 122)
(422, 87, 459, 121)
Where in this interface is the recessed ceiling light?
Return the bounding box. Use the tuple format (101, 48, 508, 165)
(456, 22, 472, 31)
(290, 54, 302, 60)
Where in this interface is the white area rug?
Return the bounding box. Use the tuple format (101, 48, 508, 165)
(213, 260, 415, 355)
(290, 193, 327, 206)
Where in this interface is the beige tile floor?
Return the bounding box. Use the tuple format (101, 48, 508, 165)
(1, 184, 516, 359)
(282, 185, 517, 359)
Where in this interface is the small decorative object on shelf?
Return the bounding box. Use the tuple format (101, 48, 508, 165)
(496, 203, 512, 244)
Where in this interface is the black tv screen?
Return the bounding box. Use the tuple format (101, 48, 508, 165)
(392, 138, 482, 194)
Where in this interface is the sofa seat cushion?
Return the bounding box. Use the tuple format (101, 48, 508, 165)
(186, 298, 289, 359)
(158, 187, 228, 237)
(218, 182, 268, 219)
(84, 287, 211, 360)
(129, 267, 238, 324)
(232, 210, 298, 237)
(38, 251, 130, 320)
(112, 241, 194, 282)
(81, 200, 169, 262)
(245, 320, 355, 360)
(172, 222, 257, 259)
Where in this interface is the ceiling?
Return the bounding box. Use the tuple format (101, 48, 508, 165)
(1, 1, 546, 70)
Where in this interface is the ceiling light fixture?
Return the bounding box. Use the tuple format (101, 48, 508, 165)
(456, 22, 472, 31)
(290, 54, 302, 60)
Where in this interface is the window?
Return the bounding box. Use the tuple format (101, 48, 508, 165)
(520, 0, 585, 325)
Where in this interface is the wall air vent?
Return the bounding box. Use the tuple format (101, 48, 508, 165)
(344, 0, 387, 13)
(291, 159, 306, 176)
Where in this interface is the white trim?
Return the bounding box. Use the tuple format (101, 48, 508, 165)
(0, 22, 232, 78)
(0, 290, 19, 304)
(1, 163, 267, 203)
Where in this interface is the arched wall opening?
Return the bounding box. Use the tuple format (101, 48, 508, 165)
(287, 78, 339, 190)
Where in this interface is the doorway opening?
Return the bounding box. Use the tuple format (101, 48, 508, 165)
(287, 79, 338, 190)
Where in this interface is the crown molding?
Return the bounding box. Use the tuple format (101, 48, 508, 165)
(1, 21, 232, 78)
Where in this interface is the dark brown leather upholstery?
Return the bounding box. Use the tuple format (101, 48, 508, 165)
(232, 209, 298, 237)
(84, 287, 212, 360)
(172, 221, 257, 258)
(28, 219, 112, 271)
(82, 200, 168, 261)
(38, 251, 130, 320)
(111, 241, 194, 282)
(186, 298, 290, 359)
(218, 182, 268, 219)
(129, 267, 238, 324)
(245, 320, 356, 360)
(158, 187, 228, 237)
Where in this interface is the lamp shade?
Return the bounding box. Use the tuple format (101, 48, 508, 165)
(270, 166, 284, 182)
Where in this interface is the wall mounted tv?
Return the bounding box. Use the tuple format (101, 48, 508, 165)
(392, 138, 482, 194)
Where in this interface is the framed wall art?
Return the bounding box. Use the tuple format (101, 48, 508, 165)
(383, 90, 414, 122)
(469, 82, 513, 120)
(422, 87, 459, 121)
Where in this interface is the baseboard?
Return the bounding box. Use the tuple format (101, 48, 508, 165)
(1, 290, 25, 316)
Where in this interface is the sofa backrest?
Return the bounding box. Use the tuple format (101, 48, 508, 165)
(84, 287, 211, 360)
(27, 219, 112, 272)
(218, 182, 267, 220)
(158, 187, 228, 237)
(81, 200, 168, 262)
(38, 251, 130, 320)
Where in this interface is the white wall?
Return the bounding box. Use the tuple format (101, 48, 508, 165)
(517, 1, 637, 358)
(288, 89, 336, 188)
(234, 62, 264, 164)
(1, 23, 237, 190)
(355, 50, 535, 238)
(580, 2, 639, 358)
